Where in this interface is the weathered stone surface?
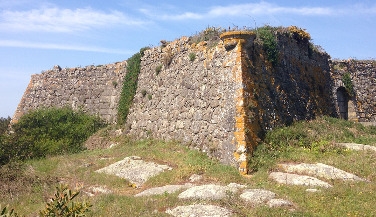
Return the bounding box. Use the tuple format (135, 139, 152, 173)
(178, 183, 245, 200)
(267, 198, 294, 209)
(239, 189, 276, 205)
(134, 183, 193, 197)
(95, 156, 172, 187)
(278, 163, 366, 181)
(12, 62, 126, 124)
(269, 172, 332, 188)
(331, 60, 376, 122)
(337, 143, 376, 153)
(178, 184, 229, 200)
(166, 204, 232, 217)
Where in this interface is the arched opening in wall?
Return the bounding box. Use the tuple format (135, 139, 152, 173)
(336, 87, 348, 119)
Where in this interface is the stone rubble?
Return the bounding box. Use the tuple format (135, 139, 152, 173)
(337, 143, 376, 153)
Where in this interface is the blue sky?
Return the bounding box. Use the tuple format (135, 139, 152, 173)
(0, 0, 375, 118)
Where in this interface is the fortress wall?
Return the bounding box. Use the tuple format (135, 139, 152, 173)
(126, 36, 239, 166)
(11, 28, 375, 173)
(331, 60, 376, 122)
(246, 33, 336, 133)
(12, 62, 126, 124)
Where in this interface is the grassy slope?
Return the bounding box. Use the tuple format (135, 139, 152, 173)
(1, 116, 375, 216)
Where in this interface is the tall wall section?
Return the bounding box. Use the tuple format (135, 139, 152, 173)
(331, 60, 376, 122)
(126, 36, 239, 166)
(12, 62, 126, 124)
(126, 28, 335, 173)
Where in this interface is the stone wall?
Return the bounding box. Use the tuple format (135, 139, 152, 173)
(12, 28, 376, 173)
(126, 30, 335, 173)
(331, 60, 376, 122)
(126, 36, 239, 167)
(12, 62, 126, 124)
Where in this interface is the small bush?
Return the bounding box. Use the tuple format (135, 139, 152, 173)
(342, 72, 354, 96)
(155, 64, 162, 75)
(147, 94, 152, 100)
(0, 116, 11, 135)
(256, 26, 279, 67)
(141, 89, 147, 97)
(39, 185, 91, 217)
(189, 52, 196, 62)
(288, 26, 311, 43)
(3, 107, 106, 164)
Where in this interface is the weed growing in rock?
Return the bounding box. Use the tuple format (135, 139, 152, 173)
(189, 26, 224, 48)
(141, 89, 147, 97)
(342, 72, 354, 96)
(256, 26, 279, 67)
(155, 64, 163, 75)
(189, 52, 196, 62)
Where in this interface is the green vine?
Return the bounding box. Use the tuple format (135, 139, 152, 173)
(117, 48, 147, 124)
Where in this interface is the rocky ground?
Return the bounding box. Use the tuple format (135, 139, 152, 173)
(87, 142, 373, 217)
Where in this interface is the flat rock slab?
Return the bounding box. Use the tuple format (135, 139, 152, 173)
(135, 183, 193, 197)
(337, 143, 376, 153)
(239, 189, 276, 205)
(96, 156, 172, 187)
(166, 204, 232, 217)
(267, 198, 294, 209)
(269, 172, 332, 188)
(278, 163, 366, 181)
(178, 183, 246, 200)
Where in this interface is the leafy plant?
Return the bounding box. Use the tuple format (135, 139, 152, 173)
(257, 26, 279, 67)
(189, 52, 196, 62)
(0, 205, 20, 217)
(0, 116, 11, 135)
(342, 72, 354, 97)
(39, 185, 91, 217)
(147, 94, 152, 100)
(2, 107, 105, 165)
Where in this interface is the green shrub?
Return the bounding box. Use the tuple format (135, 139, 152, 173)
(39, 185, 91, 217)
(2, 107, 105, 164)
(155, 64, 163, 75)
(189, 52, 196, 62)
(117, 49, 144, 125)
(342, 72, 354, 96)
(257, 26, 279, 67)
(0, 116, 11, 135)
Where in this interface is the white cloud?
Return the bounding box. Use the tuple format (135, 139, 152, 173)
(141, 1, 376, 21)
(0, 39, 133, 54)
(0, 7, 147, 32)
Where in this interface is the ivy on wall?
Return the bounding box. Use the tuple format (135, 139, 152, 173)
(117, 48, 149, 125)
